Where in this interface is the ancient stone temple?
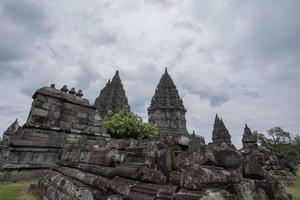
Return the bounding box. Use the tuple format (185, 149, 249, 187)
(242, 124, 257, 149)
(148, 68, 187, 135)
(210, 114, 232, 146)
(0, 72, 298, 200)
(0, 84, 107, 181)
(94, 71, 130, 118)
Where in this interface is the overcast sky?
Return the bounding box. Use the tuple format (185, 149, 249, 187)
(0, 0, 299, 147)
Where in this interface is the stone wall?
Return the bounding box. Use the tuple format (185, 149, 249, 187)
(0, 85, 108, 181)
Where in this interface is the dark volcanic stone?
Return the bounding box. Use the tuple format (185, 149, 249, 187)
(243, 152, 265, 179)
(148, 68, 188, 135)
(211, 114, 232, 146)
(94, 71, 130, 118)
(213, 149, 243, 169)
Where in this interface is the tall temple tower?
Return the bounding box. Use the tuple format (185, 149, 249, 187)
(211, 114, 232, 146)
(148, 68, 187, 135)
(94, 71, 130, 118)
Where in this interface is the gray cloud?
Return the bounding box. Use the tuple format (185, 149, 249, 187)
(1, 0, 300, 147)
(182, 84, 230, 107)
(2, 0, 48, 32)
(0, 0, 53, 79)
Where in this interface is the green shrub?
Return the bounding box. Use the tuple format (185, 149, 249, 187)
(103, 109, 158, 139)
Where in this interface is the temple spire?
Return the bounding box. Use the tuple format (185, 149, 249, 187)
(148, 68, 187, 135)
(242, 124, 257, 149)
(214, 114, 220, 124)
(94, 70, 130, 118)
(211, 114, 231, 146)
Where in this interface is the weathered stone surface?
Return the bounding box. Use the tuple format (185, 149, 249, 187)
(31, 132, 297, 200)
(139, 167, 166, 184)
(113, 162, 146, 179)
(1, 119, 20, 145)
(234, 180, 256, 200)
(148, 68, 187, 135)
(94, 71, 130, 118)
(213, 149, 243, 169)
(0, 169, 49, 182)
(210, 114, 231, 146)
(170, 167, 241, 189)
(27, 86, 106, 135)
(242, 124, 257, 150)
(176, 135, 190, 146)
(243, 152, 265, 179)
(0, 84, 107, 181)
(174, 191, 201, 200)
(35, 170, 108, 200)
(257, 188, 269, 200)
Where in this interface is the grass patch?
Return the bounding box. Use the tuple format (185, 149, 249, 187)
(0, 180, 37, 200)
(0, 184, 20, 200)
(286, 167, 300, 200)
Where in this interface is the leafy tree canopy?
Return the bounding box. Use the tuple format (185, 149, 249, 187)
(103, 109, 158, 139)
(253, 127, 300, 157)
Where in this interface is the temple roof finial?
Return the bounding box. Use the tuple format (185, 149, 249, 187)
(165, 67, 168, 74)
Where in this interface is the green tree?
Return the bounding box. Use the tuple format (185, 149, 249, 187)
(253, 127, 299, 157)
(292, 134, 300, 155)
(103, 109, 158, 139)
(267, 127, 291, 146)
(253, 131, 272, 151)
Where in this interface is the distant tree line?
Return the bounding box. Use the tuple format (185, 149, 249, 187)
(254, 127, 300, 157)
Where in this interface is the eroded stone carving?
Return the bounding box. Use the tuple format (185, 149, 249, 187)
(94, 71, 130, 118)
(148, 68, 187, 135)
(210, 114, 232, 146)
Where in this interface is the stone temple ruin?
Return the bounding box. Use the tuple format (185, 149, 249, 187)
(0, 85, 107, 181)
(0, 69, 298, 200)
(148, 68, 188, 135)
(209, 114, 232, 147)
(94, 71, 130, 118)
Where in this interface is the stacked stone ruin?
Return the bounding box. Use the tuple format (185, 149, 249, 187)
(0, 69, 298, 200)
(0, 85, 107, 181)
